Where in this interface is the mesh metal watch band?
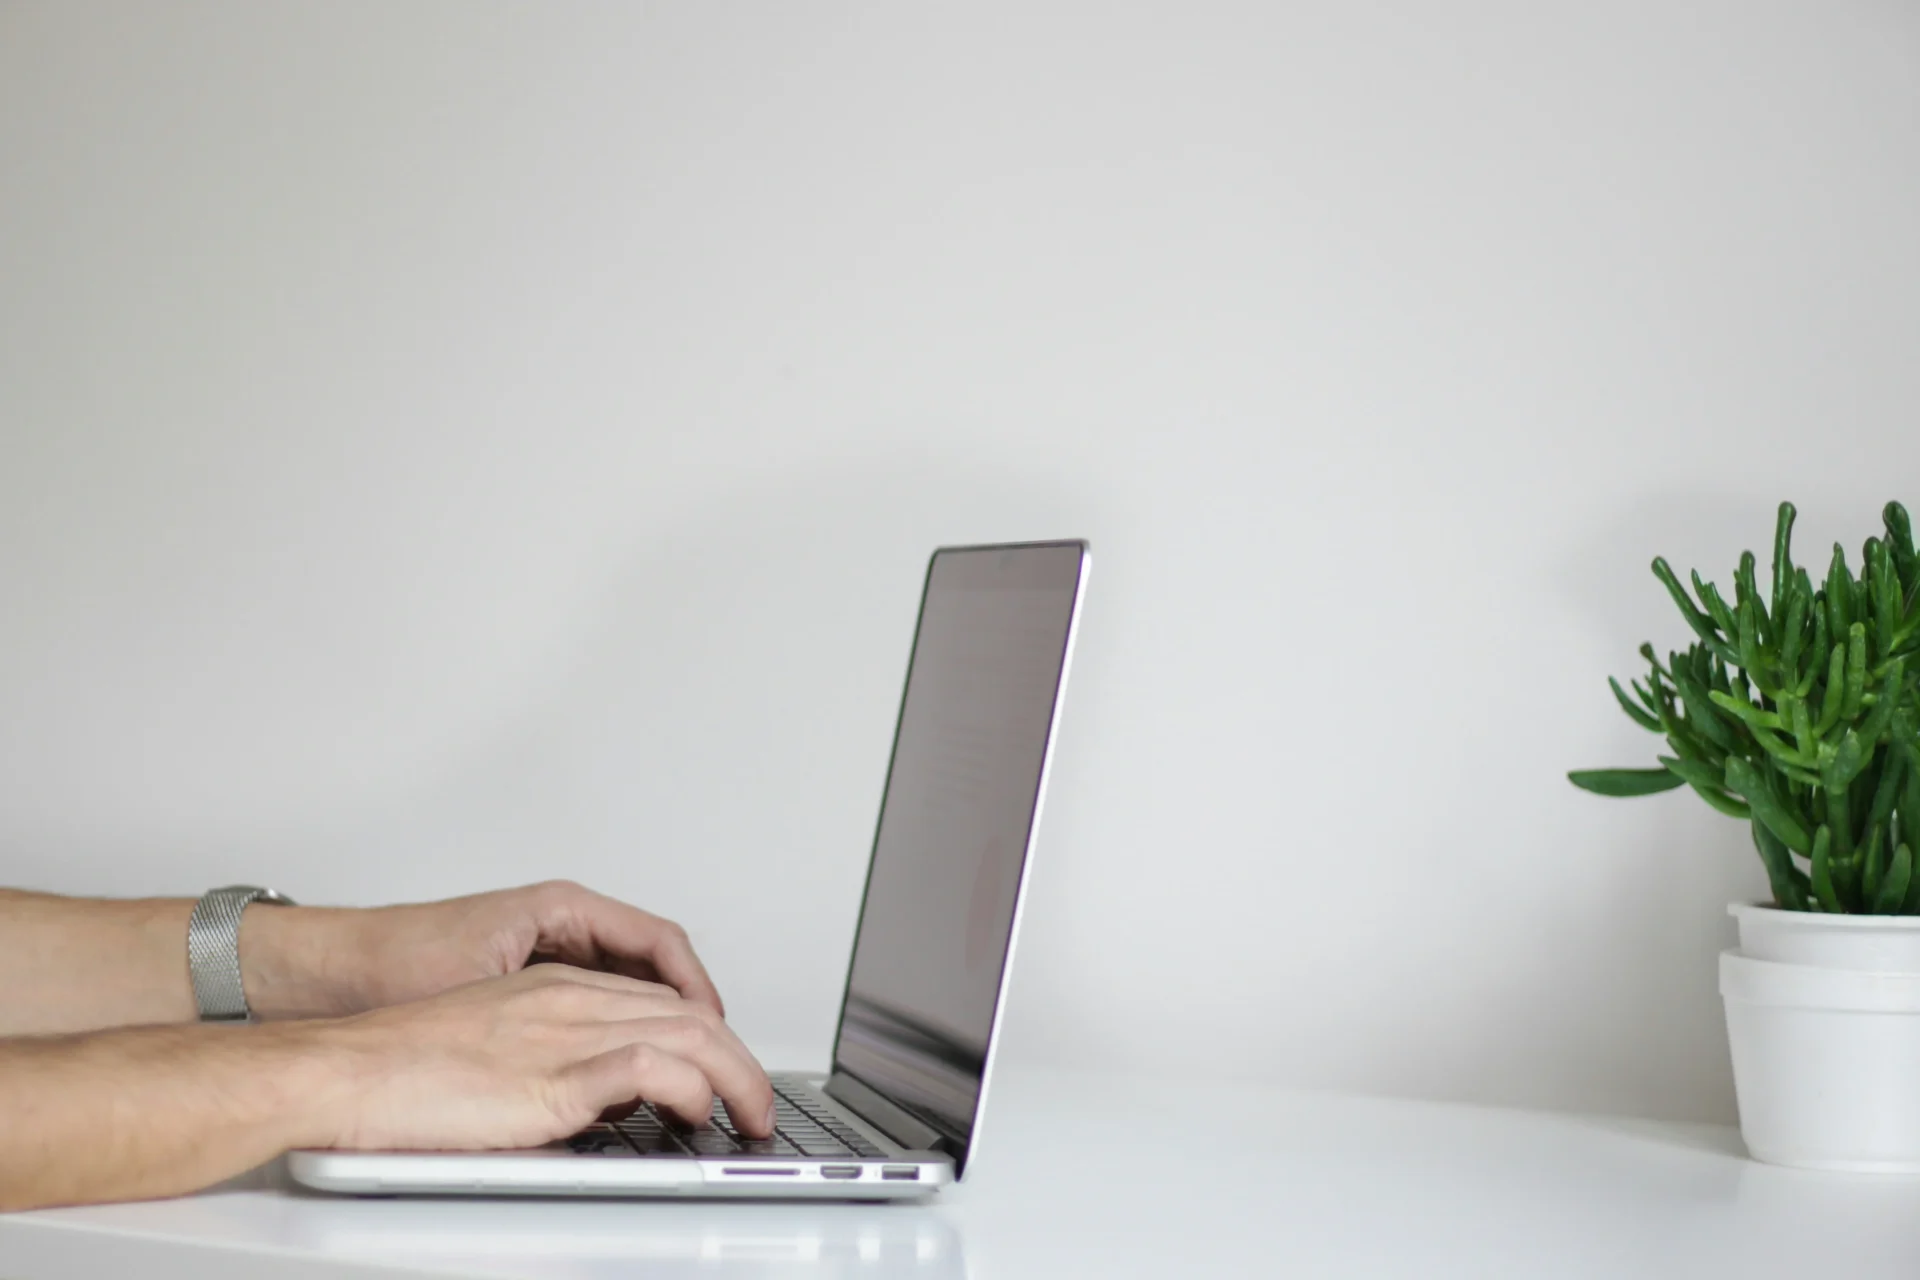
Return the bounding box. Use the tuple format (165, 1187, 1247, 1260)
(187, 885, 295, 1022)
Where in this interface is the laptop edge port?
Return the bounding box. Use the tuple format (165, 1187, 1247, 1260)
(880, 1166, 921, 1181)
(820, 1165, 862, 1180)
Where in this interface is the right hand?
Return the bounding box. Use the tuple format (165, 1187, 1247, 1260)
(301, 965, 775, 1152)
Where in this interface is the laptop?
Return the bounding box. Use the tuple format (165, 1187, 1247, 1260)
(289, 539, 1090, 1200)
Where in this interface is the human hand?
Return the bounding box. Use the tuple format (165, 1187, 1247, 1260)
(298, 964, 775, 1151)
(242, 881, 725, 1022)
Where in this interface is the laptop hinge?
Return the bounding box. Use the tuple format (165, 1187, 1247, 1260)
(823, 1070, 955, 1155)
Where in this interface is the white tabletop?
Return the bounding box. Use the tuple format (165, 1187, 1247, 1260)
(6, 1066, 1920, 1279)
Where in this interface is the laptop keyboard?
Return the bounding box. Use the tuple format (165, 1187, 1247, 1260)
(566, 1080, 885, 1159)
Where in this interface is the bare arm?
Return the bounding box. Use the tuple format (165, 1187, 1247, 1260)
(0, 966, 775, 1211)
(0, 881, 725, 1036)
(0, 1021, 333, 1208)
(0, 890, 199, 1035)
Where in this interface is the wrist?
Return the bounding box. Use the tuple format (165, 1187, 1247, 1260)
(246, 1018, 368, 1150)
(239, 906, 367, 1021)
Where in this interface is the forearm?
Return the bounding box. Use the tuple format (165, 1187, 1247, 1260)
(0, 1021, 347, 1210)
(0, 890, 198, 1035)
(0, 890, 372, 1034)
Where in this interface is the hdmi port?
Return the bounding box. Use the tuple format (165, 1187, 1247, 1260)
(820, 1165, 862, 1180)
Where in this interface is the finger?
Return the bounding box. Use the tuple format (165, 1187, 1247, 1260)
(538, 887, 727, 1017)
(562, 1042, 714, 1130)
(529, 967, 768, 1128)
(515, 968, 693, 1036)
(597, 1014, 775, 1139)
(520, 964, 679, 1001)
(596, 1099, 644, 1124)
(615, 919, 724, 1019)
(585, 1001, 763, 1091)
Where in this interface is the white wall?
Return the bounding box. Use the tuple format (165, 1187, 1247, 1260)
(2, 1, 1917, 1124)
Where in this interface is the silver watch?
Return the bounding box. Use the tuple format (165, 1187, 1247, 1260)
(187, 884, 296, 1022)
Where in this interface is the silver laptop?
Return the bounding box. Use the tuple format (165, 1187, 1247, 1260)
(290, 540, 1090, 1200)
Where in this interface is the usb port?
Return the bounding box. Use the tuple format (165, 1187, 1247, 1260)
(881, 1166, 921, 1181)
(820, 1165, 862, 1180)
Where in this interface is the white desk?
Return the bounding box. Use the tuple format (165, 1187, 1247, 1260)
(6, 1067, 1920, 1278)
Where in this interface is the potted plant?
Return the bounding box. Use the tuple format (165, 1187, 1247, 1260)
(1572, 500, 1920, 1170)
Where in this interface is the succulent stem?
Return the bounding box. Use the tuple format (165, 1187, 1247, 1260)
(1573, 501, 1920, 913)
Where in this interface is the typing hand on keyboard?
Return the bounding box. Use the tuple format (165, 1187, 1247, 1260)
(573, 1084, 884, 1159)
(309, 965, 775, 1153)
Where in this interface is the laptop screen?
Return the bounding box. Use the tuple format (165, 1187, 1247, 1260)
(830, 541, 1087, 1166)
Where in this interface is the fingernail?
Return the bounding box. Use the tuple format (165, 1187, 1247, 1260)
(764, 1102, 778, 1135)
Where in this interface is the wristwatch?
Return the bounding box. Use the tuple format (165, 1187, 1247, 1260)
(187, 885, 296, 1023)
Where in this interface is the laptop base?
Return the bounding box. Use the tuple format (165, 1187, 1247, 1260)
(288, 1073, 952, 1201)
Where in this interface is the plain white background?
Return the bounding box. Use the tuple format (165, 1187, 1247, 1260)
(2, 1, 1917, 1125)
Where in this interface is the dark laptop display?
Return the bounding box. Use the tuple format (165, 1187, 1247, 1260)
(829, 542, 1087, 1173)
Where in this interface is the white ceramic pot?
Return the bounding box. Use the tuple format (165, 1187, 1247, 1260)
(1729, 903, 1920, 972)
(1721, 926, 1920, 1172)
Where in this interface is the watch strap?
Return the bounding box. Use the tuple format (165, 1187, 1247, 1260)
(187, 885, 295, 1022)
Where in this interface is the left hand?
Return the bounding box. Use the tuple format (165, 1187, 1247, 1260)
(240, 881, 726, 1021)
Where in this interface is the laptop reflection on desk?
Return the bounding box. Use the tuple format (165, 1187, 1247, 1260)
(289, 1199, 965, 1278)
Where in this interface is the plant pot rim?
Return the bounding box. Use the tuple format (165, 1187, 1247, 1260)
(1731, 902, 1920, 928)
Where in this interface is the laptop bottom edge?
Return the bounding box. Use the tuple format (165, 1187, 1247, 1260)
(286, 1149, 950, 1200)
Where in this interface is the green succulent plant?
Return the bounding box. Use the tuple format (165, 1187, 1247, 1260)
(1571, 501, 1920, 913)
